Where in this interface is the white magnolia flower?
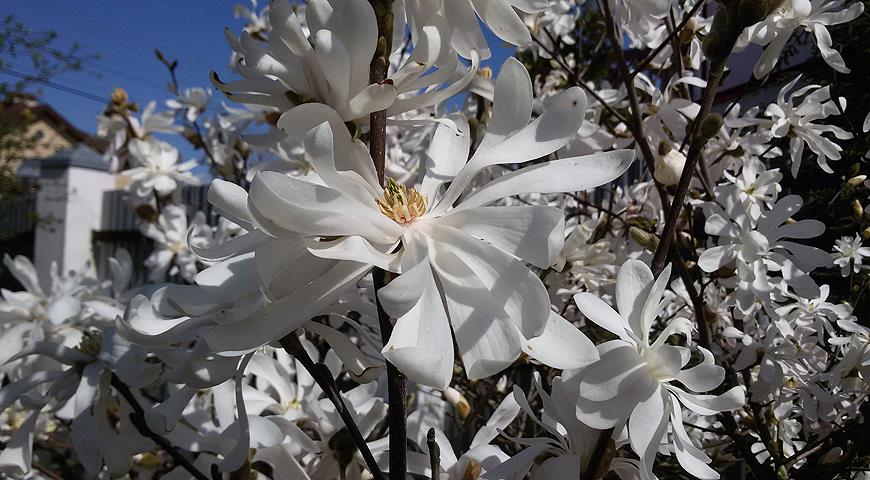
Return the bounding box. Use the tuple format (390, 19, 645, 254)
(166, 87, 212, 122)
(573, 260, 745, 480)
(203, 59, 633, 388)
(553, 219, 617, 297)
(0, 329, 158, 477)
(832, 233, 870, 275)
(776, 284, 853, 341)
(722, 157, 782, 220)
(654, 147, 687, 186)
(482, 372, 641, 480)
(741, 0, 864, 79)
(215, 0, 478, 142)
(396, 393, 519, 479)
(699, 193, 832, 311)
(520, 0, 583, 59)
(0, 255, 98, 376)
(233, 0, 271, 37)
(97, 100, 183, 170)
(400, 0, 551, 60)
(764, 75, 853, 176)
(123, 139, 201, 197)
(141, 205, 208, 282)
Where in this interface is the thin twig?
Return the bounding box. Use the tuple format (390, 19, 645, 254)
(110, 374, 211, 480)
(367, 2, 407, 478)
(279, 335, 386, 480)
(650, 57, 727, 276)
(427, 428, 441, 480)
(631, 0, 708, 76)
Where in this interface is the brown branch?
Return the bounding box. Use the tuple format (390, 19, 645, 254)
(367, 2, 407, 479)
(650, 57, 727, 276)
(110, 374, 211, 480)
(279, 335, 385, 480)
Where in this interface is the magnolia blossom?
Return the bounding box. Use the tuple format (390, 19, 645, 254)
(395, 394, 520, 479)
(0, 255, 97, 372)
(832, 234, 870, 275)
(573, 260, 745, 479)
(483, 373, 642, 480)
(699, 193, 832, 311)
(740, 0, 865, 78)
(0, 328, 158, 476)
(764, 75, 853, 176)
(166, 87, 211, 122)
(722, 157, 782, 220)
(215, 0, 478, 144)
(141, 205, 208, 282)
(202, 59, 636, 389)
(776, 284, 853, 340)
(401, 0, 551, 60)
(97, 100, 183, 169)
(123, 138, 201, 197)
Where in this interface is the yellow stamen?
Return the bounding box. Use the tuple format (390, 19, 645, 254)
(377, 177, 427, 225)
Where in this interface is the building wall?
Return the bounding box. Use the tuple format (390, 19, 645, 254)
(6, 120, 76, 173)
(34, 165, 115, 284)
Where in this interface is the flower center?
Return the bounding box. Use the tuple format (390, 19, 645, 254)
(377, 177, 427, 225)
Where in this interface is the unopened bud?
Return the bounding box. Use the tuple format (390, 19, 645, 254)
(862, 226, 870, 240)
(630, 227, 660, 252)
(111, 87, 128, 106)
(654, 149, 687, 186)
(680, 18, 697, 44)
(698, 113, 724, 144)
(443, 387, 471, 420)
(703, 6, 737, 63)
(853, 199, 864, 220)
(846, 175, 867, 188)
(463, 461, 482, 480)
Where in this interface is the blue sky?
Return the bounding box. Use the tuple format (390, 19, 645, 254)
(3, 1, 514, 160)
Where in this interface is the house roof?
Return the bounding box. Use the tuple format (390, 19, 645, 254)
(17, 144, 110, 178)
(1, 96, 92, 145)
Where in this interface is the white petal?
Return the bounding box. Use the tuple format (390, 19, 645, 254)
(204, 261, 371, 355)
(458, 149, 635, 211)
(0, 410, 39, 475)
(470, 394, 521, 448)
(675, 348, 726, 393)
(477, 57, 533, 153)
(436, 206, 563, 268)
(429, 223, 550, 339)
(420, 114, 471, 200)
(629, 387, 669, 479)
(616, 259, 655, 340)
(573, 292, 632, 341)
(431, 244, 525, 380)
(248, 171, 400, 243)
(470, 0, 532, 46)
(670, 396, 719, 479)
(436, 86, 589, 212)
(674, 386, 745, 415)
(382, 261, 454, 389)
(523, 311, 599, 370)
(578, 343, 650, 402)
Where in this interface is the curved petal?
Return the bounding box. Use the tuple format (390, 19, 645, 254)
(524, 311, 600, 370)
(381, 261, 454, 389)
(456, 150, 635, 211)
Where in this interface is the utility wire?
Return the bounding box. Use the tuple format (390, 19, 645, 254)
(32, 44, 168, 90)
(0, 67, 107, 104)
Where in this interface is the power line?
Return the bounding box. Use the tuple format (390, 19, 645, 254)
(0, 67, 107, 104)
(32, 44, 169, 91)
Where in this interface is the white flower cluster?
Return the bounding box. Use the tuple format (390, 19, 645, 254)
(2, 0, 870, 479)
